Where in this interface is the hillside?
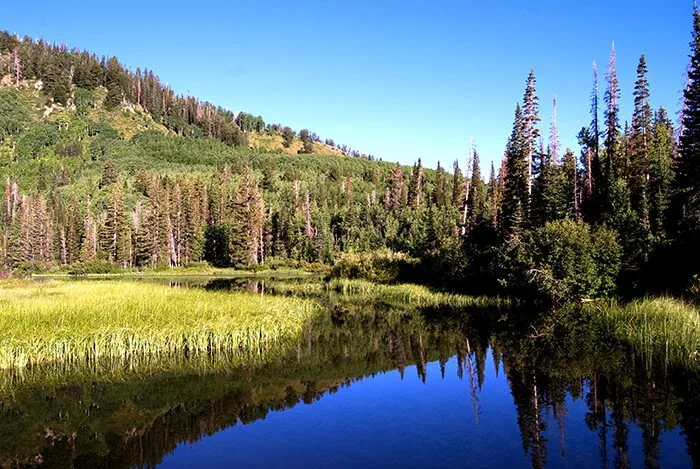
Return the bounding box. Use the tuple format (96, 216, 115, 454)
(0, 33, 460, 278)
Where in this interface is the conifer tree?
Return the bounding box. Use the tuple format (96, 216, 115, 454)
(629, 55, 653, 230)
(80, 198, 98, 263)
(452, 160, 465, 210)
(387, 164, 404, 213)
(433, 161, 447, 208)
(674, 5, 700, 235)
(487, 162, 500, 228)
(549, 97, 560, 164)
(648, 109, 674, 239)
(100, 185, 131, 266)
(467, 151, 487, 228)
(100, 159, 118, 188)
(407, 159, 424, 207)
(600, 42, 621, 220)
(500, 103, 528, 238)
(561, 148, 579, 219)
(132, 201, 152, 267)
(580, 62, 600, 218)
(522, 70, 541, 202)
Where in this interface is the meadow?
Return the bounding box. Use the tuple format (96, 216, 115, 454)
(0, 279, 320, 370)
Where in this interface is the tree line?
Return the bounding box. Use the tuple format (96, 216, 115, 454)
(1, 8, 700, 299)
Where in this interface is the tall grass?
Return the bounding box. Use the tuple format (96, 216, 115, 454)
(0, 280, 320, 370)
(591, 297, 700, 368)
(327, 278, 509, 309)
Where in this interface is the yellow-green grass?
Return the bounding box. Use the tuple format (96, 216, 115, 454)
(592, 297, 700, 367)
(36, 266, 314, 279)
(0, 280, 320, 370)
(327, 278, 509, 309)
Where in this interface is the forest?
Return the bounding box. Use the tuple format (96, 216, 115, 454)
(0, 9, 699, 303)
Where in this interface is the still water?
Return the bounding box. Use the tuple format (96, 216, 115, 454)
(1, 277, 698, 468)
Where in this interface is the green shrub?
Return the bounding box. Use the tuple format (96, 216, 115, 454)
(330, 249, 419, 284)
(68, 260, 125, 276)
(526, 220, 622, 300)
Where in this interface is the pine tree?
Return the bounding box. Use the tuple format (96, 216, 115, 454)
(433, 161, 447, 208)
(630, 55, 653, 230)
(467, 151, 487, 228)
(228, 168, 265, 265)
(600, 42, 621, 220)
(99, 159, 118, 188)
(562, 148, 579, 220)
(104, 57, 126, 110)
(500, 103, 528, 238)
(407, 159, 424, 207)
(387, 164, 404, 213)
(132, 200, 152, 267)
(100, 185, 131, 266)
(674, 5, 700, 234)
(80, 198, 97, 263)
(581, 62, 600, 219)
(648, 109, 675, 239)
(522, 70, 541, 203)
(549, 96, 560, 164)
(452, 160, 465, 210)
(487, 162, 500, 228)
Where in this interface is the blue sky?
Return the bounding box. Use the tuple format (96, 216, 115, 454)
(4, 1, 694, 170)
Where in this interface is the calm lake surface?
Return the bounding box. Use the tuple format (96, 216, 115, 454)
(1, 277, 698, 468)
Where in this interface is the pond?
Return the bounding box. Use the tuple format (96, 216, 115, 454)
(1, 277, 698, 468)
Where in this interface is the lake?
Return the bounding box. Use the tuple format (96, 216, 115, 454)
(1, 277, 697, 468)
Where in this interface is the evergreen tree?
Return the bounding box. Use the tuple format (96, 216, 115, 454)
(487, 162, 500, 228)
(675, 5, 700, 234)
(452, 160, 465, 210)
(500, 103, 528, 238)
(467, 151, 487, 228)
(387, 164, 404, 213)
(522, 70, 541, 203)
(581, 62, 600, 219)
(629, 55, 653, 229)
(561, 148, 579, 219)
(407, 159, 424, 207)
(648, 109, 674, 239)
(600, 42, 621, 220)
(100, 184, 131, 266)
(104, 57, 126, 110)
(100, 159, 118, 188)
(433, 161, 447, 208)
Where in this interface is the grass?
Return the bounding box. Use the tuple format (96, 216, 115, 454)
(0, 280, 320, 370)
(35, 266, 315, 278)
(591, 297, 700, 368)
(327, 278, 509, 309)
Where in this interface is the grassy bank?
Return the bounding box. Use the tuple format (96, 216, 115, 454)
(327, 278, 509, 309)
(589, 297, 700, 368)
(34, 266, 316, 279)
(0, 280, 320, 370)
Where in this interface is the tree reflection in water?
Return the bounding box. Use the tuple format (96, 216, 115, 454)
(0, 282, 698, 468)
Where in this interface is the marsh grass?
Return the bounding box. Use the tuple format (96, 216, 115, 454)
(591, 297, 700, 368)
(0, 280, 320, 370)
(327, 278, 509, 309)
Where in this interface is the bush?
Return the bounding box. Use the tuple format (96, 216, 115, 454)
(68, 260, 125, 276)
(526, 220, 621, 300)
(330, 249, 419, 284)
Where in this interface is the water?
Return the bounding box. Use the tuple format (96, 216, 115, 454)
(1, 277, 698, 468)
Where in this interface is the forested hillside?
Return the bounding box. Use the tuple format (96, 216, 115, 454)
(1, 6, 700, 300)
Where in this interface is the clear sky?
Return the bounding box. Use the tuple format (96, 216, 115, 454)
(3, 1, 694, 170)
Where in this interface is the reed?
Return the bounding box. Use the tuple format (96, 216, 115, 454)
(591, 297, 700, 368)
(0, 280, 320, 370)
(327, 278, 509, 309)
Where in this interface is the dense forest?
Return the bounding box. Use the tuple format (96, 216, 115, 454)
(1, 8, 700, 301)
